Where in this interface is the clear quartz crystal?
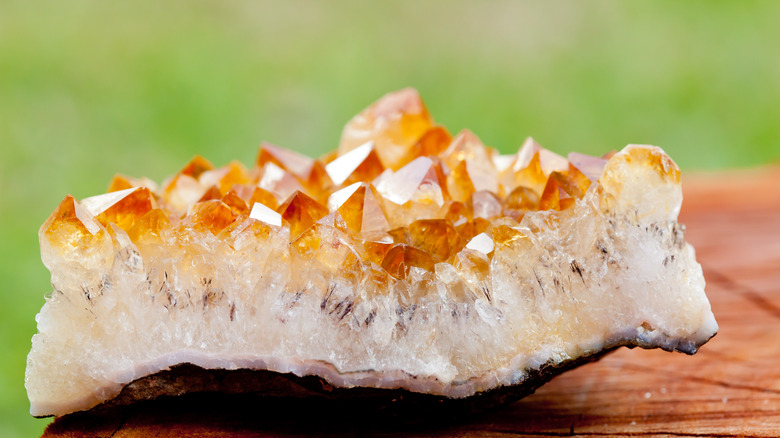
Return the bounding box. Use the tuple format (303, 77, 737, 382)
(26, 89, 717, 418)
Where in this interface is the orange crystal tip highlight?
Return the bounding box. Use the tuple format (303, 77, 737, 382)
(41, 195, 102, 244)
(278, 191, 329, 240)
(339, 88, 434, 170)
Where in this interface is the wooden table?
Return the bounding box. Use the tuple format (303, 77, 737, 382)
(43, 167, 780, 437)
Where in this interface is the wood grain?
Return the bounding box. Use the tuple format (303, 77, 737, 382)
(42, 166, 780, 437)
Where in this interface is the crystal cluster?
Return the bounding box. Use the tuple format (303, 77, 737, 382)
(26, 89, 717, 417)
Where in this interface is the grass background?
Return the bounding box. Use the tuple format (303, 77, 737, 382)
(1, 1, 778, 435)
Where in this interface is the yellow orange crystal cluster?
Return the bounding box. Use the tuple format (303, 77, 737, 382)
(30, 88, 716, 418)
(41, 88, 618, 282)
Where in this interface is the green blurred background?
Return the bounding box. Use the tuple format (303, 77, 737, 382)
(1, 1, 778, 435)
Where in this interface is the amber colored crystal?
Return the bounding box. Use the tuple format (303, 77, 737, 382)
(188, 200, 237, 235)
(301, 160, 335, 204)
(456, 218, 490, 246)
(248, 187, 279, 211)
(278, 191, 329, 240)
(200, 161, 251, 195)
(604, 145, 681, 184)
(444, 201, 471, 225)
(447, 161, 476, 203)
(381, 244, 436, 280)
(358, 237, 393, 265)
(539, 172, 581, 211)
(107, 175, 134, 193)
(386, 226, 410, 245)
(81, 187, 156, 232)
(198, 186, 222, 202)
(292, 214, 360, 273)
(397, 126, 452, 168)
(441, 130, 500, 197)
(221, 191, 250, 216)
(180, 156, 214, 179)
(328, 183, 389, 235)
(491, 224, 527, 248)
(41, 195, 103, 247)
(539, 174, 562, 211)
(407, 219, 461, 262)
(505, 186, 539, 210)
(128, 208, 171, 243)
(339, 88, 434, 170)
(219, 216, 273, 250)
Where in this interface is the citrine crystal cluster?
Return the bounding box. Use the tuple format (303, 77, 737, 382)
(26, 89, 717, 417)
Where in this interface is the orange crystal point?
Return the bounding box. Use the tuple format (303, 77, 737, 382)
(41, 195, 103, 247)
(108, 175, 158, 193)
(502, 137, 546, 195)
(278, 191, 329, 240)
(339, 88, 434, 169)
(455, 218, 490, 246)
(162, 174, 204, 213)
(221, 191, 250, 216)
(491, 224, 527, 248)
(440, 130, 490, 169)
(301, 160, 335, 204)
(188, 200, 237, 235)
(198, 186, 223, 202)
(80, 187, 156, 232)
(505, 186, 540, 210)
(444, 201, 472, 225)
(376, 156, 447, 206)
(128, 208, 171, 243)
(180, 155, 214, 179)
(325, 142, 385, 187)
(407, 219, 461, 262)
(258, 162, 306, 202)
(381, 244, 435, 280)
(539, 172, 580, 211)
(107, 175, 134, 193)
(248, 187, 279, 211)
(441, 131, 500, 196)
(447, 161, 476, 203)
(602, 145, 681, 184)
(398, 126, 452, 168)
(358, 237, 394, 265)
(256, 142, 314, 179)
(199, 161, 251, 195)
(292, 213, 360, 273)
(328, 183, 390, 236)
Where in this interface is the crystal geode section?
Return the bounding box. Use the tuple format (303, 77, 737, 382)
(26, 89, 717, 418)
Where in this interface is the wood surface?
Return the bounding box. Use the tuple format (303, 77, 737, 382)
(42, 167, 780, 437)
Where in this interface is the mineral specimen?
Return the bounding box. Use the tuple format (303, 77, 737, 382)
(26, 88, 717, 418)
